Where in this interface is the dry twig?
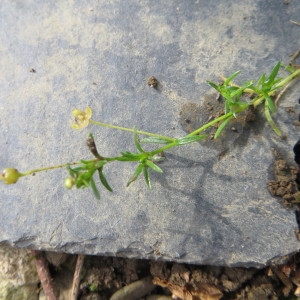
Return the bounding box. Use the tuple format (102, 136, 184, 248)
(71, 254, 85, 300)
(31, 250, 58, 300)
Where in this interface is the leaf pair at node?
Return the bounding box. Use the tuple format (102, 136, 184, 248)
(207, 71, 253, 138)
(65, 134, 112, 199)
(126, 129, 164, 188)
(125, 130, 207, 188)
(252, 62, 282, 136)
(207, 62, 283, 137)
(207, 71, 252, 116)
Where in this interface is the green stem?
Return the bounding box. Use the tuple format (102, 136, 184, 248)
(148, 141, 179, 156)
(275, 68, 300, 89)
(106, 140, 178, 161)
(187, 112, 234, 137)
(21, 161, 91, 176)
(252, 94, 268, 107)
(89, 120, 174, 142)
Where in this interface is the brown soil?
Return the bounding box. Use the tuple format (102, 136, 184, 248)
(43, 251, 300, 300)
(267, 148, 300, 206)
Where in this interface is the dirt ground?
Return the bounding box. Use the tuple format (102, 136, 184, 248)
(42, 250, 300, 300)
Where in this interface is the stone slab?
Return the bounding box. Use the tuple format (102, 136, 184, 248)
(0, 0, 299, 267)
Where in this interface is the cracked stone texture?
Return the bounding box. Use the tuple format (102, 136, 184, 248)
(0, 0, 299, 267)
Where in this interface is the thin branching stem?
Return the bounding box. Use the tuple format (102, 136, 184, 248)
(21, 161, 95, 176)
(274, 68, 300, 89)
(187, 112, 234, 137)
(89, 120, 175, 142)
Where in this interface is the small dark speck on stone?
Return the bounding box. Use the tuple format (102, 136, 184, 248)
(29, 68, 36, 73)
(147, 76, 158, 88)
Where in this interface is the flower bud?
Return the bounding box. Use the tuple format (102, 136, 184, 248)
(64, 177, 75, 189)
(0, 168, 21, 184)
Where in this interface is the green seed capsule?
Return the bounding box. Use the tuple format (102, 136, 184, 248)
(1, 168, 21, 184)
(64, 177, 75, 189)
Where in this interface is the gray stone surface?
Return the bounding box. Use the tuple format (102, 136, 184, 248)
(0, 0, 299, 267)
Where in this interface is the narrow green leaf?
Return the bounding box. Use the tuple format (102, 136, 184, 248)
(121, 151, 136, 157)
(206, 81, 221, 92)
(95, 160, 107, 169)
(270, 77, 282, 91)
(77, 165, 93, 171)
(72, 165, 88, 172)
(264, 103, 281, 136)
(143, 166, 151, 189)
(224, 71, 241, 85)
(120, 151, 140, 159)
(231, 81, 253, 98)
(98, 169, 113, 192)
(115, 156, 137, 162)
(145, 160, 163, 173)
(134, 128, 144, 153)
(66, 165, 77, 177)
(263, 93, 276, 113)
(127, 163, 144, 187)
(176, 135, 207, 145)
(214, 117, 232, 139)
(268, 62, 281, 83)
(80, 159, 92, 164)
(140, 137, 172, 144)
(82, 179, 90, 188)
(90, 177, 100, 200)
(257, 73, 266, 88)
(225, 100, 231, 114)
